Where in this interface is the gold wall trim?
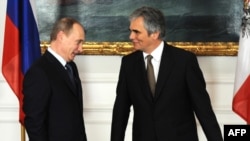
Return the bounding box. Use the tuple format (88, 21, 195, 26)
(41, 42, 238, 56)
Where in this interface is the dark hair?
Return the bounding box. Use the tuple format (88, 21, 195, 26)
(50, 17, 84, 42)
(129, 6, 166, 39)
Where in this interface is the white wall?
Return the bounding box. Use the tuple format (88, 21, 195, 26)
(0, 0, 246, 140)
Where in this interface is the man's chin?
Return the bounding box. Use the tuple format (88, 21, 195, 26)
(70, 54, 76, 60)
(133, 46, 141, 51)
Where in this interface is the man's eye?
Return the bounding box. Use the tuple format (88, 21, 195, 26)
(76, 40, 83, 45)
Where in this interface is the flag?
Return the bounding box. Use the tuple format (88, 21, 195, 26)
(232, 2, 250, 124)
(2, 0, 41, 125)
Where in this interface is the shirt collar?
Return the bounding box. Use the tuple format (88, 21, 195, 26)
(143, 41, 164, 62)
(47, 47, 67, 66)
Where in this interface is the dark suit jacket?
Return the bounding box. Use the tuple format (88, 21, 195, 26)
(23, 51, 87, 141)
(111, 42, 223, 141)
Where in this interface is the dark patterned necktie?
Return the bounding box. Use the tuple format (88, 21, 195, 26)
(146, 55, 156, 96)
(65, 63, 76, 86)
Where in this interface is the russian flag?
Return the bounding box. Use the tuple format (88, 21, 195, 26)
(2, 0, 41, 125)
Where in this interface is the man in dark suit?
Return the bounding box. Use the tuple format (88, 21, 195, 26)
(111, 6, 223, 141)
(23, 17, 87, 141)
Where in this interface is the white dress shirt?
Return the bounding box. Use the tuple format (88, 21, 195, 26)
(47, 47, 67, 68)
(143, 41, 164, 82)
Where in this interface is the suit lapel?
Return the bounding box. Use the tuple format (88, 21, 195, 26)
(44, 51, 78, 96)
(135, 52, 153, 101)
(154, 43, 174, 101)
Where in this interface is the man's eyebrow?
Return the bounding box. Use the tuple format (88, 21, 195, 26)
(76, 39, 84, 44)
(130, 29, 140, 33)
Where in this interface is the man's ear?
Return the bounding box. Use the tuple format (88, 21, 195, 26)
(57, 31, 65, 41)
(151, 31, 160, 40)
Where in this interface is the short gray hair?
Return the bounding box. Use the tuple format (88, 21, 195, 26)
(129, 6, 166, 39)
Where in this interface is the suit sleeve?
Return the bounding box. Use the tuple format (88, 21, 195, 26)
(111, 57, 132, 141)
(185, 54, 223, 141)
(23, 66, 50, 141)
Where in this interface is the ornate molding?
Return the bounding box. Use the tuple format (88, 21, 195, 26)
(41, 41, 238, 56)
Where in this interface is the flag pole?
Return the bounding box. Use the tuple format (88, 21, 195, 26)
(21, 125, 25, 141)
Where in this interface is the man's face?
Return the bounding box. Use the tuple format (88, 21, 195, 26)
(61, 24, 85, 62)
(129, 17, 157, 53)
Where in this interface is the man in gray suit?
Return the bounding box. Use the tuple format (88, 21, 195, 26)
(111, 6, 223, 141)
(23, 17, 87, 141)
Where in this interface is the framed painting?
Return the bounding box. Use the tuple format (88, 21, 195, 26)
(37, 0, 242, 56)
